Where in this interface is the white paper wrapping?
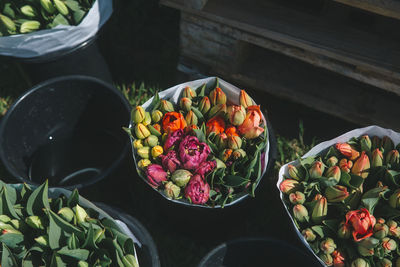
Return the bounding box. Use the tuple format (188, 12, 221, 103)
(0, 0, 112, 58)
(129, 77, 270, 208)
(276, 125, 400, 266)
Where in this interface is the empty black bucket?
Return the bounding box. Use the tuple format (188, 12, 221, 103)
(198, 237, 322, 267)
(0, 75, 130, 190)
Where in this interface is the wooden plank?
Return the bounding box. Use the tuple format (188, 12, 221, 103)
(161, 0, 400, 95)
(332, 0, 400, 20)
(184, 0, 208, 10)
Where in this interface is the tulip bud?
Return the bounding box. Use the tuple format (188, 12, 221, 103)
(239, 90, 253, 108)
(142, 111, 152, 126)
(311, 196, 327, 224)
(208, 103, 227, 118)
(54, 0, 69, 16)
(309, 161, 324, 179)
(171, 169, 192, 187)
(220, 148, 232, 162)
(151, 110, 163, 123)
(164, 181, 181, 199)
(338, 221, 351, 239)
(320, 238, 337, 254)
(58, 207, 74, 222)
(227, 105, 246, 126)
(388, 225, 400, 238)
(386, 150, 400, 165)
(325, 185, 349, 202)
(35, 235, 49, 246)
(302, 228, 316, 242)
(21, 5, 37, 18)
(160, 99, 174, 113)
(144, 135, 159, 147)
(352, 151, 370, 178)
(287, 165, 302, 180)
(78, 261, 89, 267)
(215, 133, 227, 150)
(319, 253, 333, 266)
(376, 258, 392, 267)
(75, 205, 88, 224)
(389, 189, 400, 209)
(360, 135, 372, 151)
(215, 158, 226, 169)
(0, 215, 10, 223)
(135, 123, 151, 139)
(138, 159, 151, 169)
(289, 191, 305, 205)
(325, 166, 341, 183)
(20, 20, 41, 34)
(387, 220, 398, 235)
(199, 96, 211, 115)
(180, 97, 192, 112)
(374, 223, 389, 239)
(40, 0, 56, 14)
(382, 136, 394, 153)
(151, 145, 163, 158)
(279, 179, 300, 194)
(382, 237, 397, 253)
(137, 146, 151, 159)
(339, 158, 353, 173)
(183, 86, 196, 99)
(293, 204, 309, 223)
(336, 143, 360, 160)
(326, 156, 338, 167)
(185, 110, 198, 126)
(133, 139, 143, 149)
(359, 237, 380, 250)
(351, 258, 370, 267)
(209, 87, 227, 106)
(357, 244, 374, 257)
(25, 216, 44, 230)
(232, 149, 246, 160)
(371, 149, 383, 167)
(227, 135, 242, 150)
(0, 15, 16, 32)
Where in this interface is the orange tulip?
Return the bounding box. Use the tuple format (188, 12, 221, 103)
(162, 112, 186, 133)
(335, 143, 360, 160)
(206, 116, 225, 135)
(238, 108, 264, 139)
(351, 151, 370, 178)
(225, 126, 239, 137)
(246, 105, 262, 119)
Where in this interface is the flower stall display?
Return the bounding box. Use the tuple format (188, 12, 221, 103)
(126, 77, 270, 208)
(0, 180, 139, 266)
(278, 125, 400, 266)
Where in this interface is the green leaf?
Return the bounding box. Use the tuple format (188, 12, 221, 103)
(251, 152, 263, 197)
(319, 177, 339, 188)
(67, 233, 79, 249)
(0, 186, 20, 219)
(49, 14, 69, 28)
(26, 180, 50, 216)
(1, 243, 17, 267)
(190, 106, 204, 123)
(65, 0, 81, 11)
(213, 77, 219, 89)
(3, 4, 15, 19)
(361, 187, 388, 213)
(57, 246, 89, 261)
(47, 209, 83, 249)
(245, 151, 260, 180)
(224, 175, 249, 187)
(193, 129, 206, 143)
(150, 91, 161, 112)
(196, 83, 206, 97)
(73, 9, 86, 24)
(0, 233, 24, 249)
(67, 189, 79, 208)
(50, 252, 67, 267)
(82, 223, 98, 249)
(339, 171, 363, 189)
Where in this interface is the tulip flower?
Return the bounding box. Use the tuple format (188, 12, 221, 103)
(179, 135, 211, 170)
(132, 106, 145, 123)
(160, 99, 174, 113)
(311, 196, 327, 224)
(239, 90, 253, 108)
(185, 110, 198, 126)
(352, 151, 370, 178)
(153, 123, 161, 133)
(225, 126, 239, 137)
(360, 135, 372, 151)
(345, 208, 376, 241)
(339, 158, 353, 173)
(371, 136, 381, 150)
(58, 207, 74, 222)
(309, 161, 324, 179)
(325, 185, 349, 202)
(320, 238, 337, 254)
(293, 204, 309, 223)
(388, 189, 400, 209)
(151, 110, 163, 123)
(279, 179, 300, 194)
(183, 86, 196, 99)
(162, 112, 186, 134)
(287, 164, 302, 180)
(146, 164, 168, 187)
(133, 139, 143, 149)
(164, 182, 181, 199)
(387, 221, 400, 238)
(338, 221, 351, 239)
(335, 143, 360, 160)
(209, 87, 227, 105)
(326, 156, 338, 167)
(232, 149, 246, 160)
(195, 160, 216, 177)
(137, 146, 150, 159)
(238, 107, 264, 139)
(206, 116, 225, 135)
(135, 123, 151, 139)
(138, 159, 151, 169)
(371, 149, 383, 167)
(351, 258, 369, 267)
(319, 254, 333, 267)
(180, 97, 192, 112)
(26, 216, 45, 230)
(163, 129, 184, 151)
(302, 228, 316, 242)
(382, 237, 397, 253)
(199, 96, 211, 115)
(373, 222, 389, 239)
(151, 145, 163, 158)
(171, 169, 192, 187)
(185, 174, 210, 205)
(215, 133, 228, 150)
(219, 148, 233, 162)
(227, 135, 242, 150)
(160, 150, 181, 173)
(289, 191, 305, 204)
(144, 135, 158, 147)
(332, 250, 345, 267)
(382, 136, 394, 153)
(325, 166, 341, 182)
(142, 111, 151, 126)
(357, 244, 374, 257)
(376, 258, 392, 267)
(227, 105, 246, 126)
(208, 103, 227, 118)
(385, 150, 400, 165)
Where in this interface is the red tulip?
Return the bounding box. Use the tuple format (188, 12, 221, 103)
(345, 208, 376, 242)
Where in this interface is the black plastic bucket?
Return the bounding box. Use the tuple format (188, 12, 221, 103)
(198, 237, 322, 267)
(94, 202, 161, 267)
(16, 37, 113, 85)
(0, 75, 130, 190)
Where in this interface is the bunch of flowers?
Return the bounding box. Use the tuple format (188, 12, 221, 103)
(279, 133, 400, 266)
(126, 79, 269, 207)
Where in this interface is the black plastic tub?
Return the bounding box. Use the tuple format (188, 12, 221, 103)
(198, 237, 322, 267)
(94, 202, 161, 267)
(0, 75, 130, 190)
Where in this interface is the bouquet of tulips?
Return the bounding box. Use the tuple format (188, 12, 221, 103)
(278, 126, 400, 267)
(126, 77, 270, 207)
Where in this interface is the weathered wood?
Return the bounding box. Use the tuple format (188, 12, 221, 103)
(162, 0, 400, 95)
(332, 0, 400, 20)
(183, 0, 208, 10)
